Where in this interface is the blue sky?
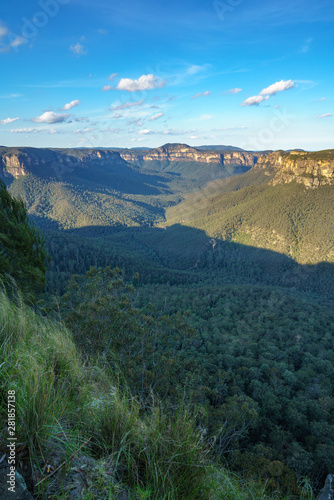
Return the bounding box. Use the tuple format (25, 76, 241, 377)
(0, 0, 334, 150)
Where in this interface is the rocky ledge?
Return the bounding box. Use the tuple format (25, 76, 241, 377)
(119, 143, 263, 167)
(255, 150, 334, 188)
(0, 147, 125, 181)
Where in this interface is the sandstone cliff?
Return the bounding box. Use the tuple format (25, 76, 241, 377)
(0, 147, 125, 181)
(255, 150, 334, 188)
(120, 143, 262, 167)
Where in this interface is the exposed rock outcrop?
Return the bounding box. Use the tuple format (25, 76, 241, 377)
(255, 150, 334, 188)
(0, 148, 126, 181)
(0, 461, 33, 499)
(120, 143, 262, 167)
(317, 474, 334, 500)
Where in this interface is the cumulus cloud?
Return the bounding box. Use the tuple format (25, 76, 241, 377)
(223, 88, 242, 94)
(139, 129, 152, 135)
(259, 80, 294, 96)
(191, 91, 211, 100)
(62, 99, 81, 110)
(116, 74, 166, 92)
(315, 113, 332, 119)
(111, 99, 145, 111)
(242, 80, 294, 106)
(148, 112, 164, 121)
(241, 95, 269, 106)
(32, 111, 69, 124)
(0, 117, 19, 125)
(69, 43, 87, 56)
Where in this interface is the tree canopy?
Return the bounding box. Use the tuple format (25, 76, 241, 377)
(0, 179, 47, 301)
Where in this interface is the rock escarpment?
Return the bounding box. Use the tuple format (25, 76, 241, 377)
(255, 150, 334, 188)
(120, 143, 262, 168)
(0, 147, 125, 181)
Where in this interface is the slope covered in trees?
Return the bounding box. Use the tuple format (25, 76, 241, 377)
(0, 179, 47, 301)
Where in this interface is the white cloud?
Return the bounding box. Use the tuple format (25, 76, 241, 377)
(0, 117, 19, 125)
(198, 114, 213, 120)
(112, 113, 123, 119)
(259, 80, 294, 96)
(314, 97, 326, 102)
(301, 38, 312, 54)
(191, 90, 211, 100)
(127, 118, 143, 126)
(32, 111, 69, 124)
(139, 129, 152, 135)
(0, 93, 23, 99)
(74, 128, 95, 134)
(10, 127, 60, 134)
(108, 73, 117, 80)
(116, 74, 166, 92)
(223, 88, 242, 94)
(186, 64, 208, 75)
(11, 128, 40, 134)
(242, 80, 294, 107)
(241, 95, 269, 106)
(0, 25, 9, 37)
(101, 85, 112, 91)
(62, 99, 81, 110)
(69, 43, 87, 56)
(111, 99, 145, 111)
(11, 37, 26, 48)
(148, 112, 164, 121)
(0, 35, 27, 53)
(98, 28, 107, 35)
(0, 25, 27, 52)
(315, 113, 332, 119)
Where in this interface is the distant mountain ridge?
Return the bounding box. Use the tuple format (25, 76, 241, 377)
(0, 143, 262, 180)
(119, 143, 263, 168)
(196, 145, 246, 152)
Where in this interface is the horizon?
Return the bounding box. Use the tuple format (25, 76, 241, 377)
(0, 141, 323, 153)
(0, 0, 334, 151)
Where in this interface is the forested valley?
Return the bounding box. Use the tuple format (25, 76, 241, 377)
(1, 145, 334, 498)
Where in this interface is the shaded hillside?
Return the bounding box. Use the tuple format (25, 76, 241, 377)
(1, 144, 258, 229)
(165, 176, 334, 265)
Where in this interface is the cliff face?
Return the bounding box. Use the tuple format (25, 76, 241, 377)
(255, 150, 334, 188)
(0, 148, 125, 181)
(5, 145, 333, 188)
(120, 143, 262, 167)
(1, 153, 30, 178)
